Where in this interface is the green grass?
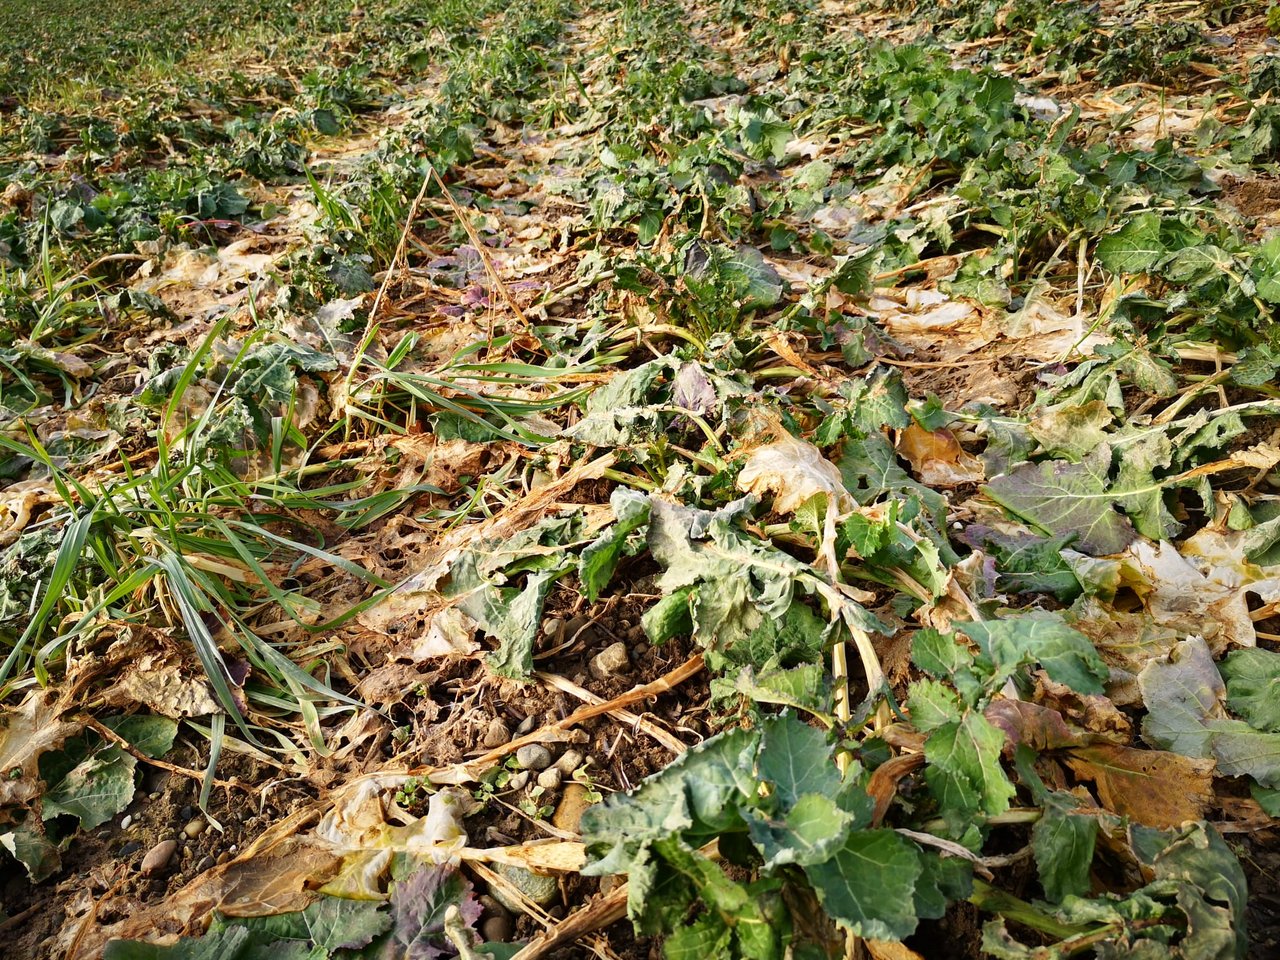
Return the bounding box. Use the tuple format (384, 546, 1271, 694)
(0, 0, 355, 99)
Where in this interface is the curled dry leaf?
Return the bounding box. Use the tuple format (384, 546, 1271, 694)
(896, 424, 984, 487)
(737, 433, 853, 515)
(0, 691, 81, 808)
(114, 646, 224, 718)
(412, 606, 481, 660)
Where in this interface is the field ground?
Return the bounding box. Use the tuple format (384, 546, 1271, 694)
(3, 0, 1280, 958)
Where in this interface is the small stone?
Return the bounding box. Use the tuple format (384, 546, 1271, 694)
(120, 841, 141, 857)
(478, 894, 508, 918)
(120, 814, 132, 830)
(536, 767, 562, 791)
(178, 805, 194, 821)
(515, 714, 537, 736)
(554, 750, 583, 775)
(553, 783, 596, 834)
(634, 641, 649, 656)
(515, 744, 553, 771)
(507, 771, 530, 791)
(196, 855, 215, 872)
(481, 914, 514, 942)
(141, 839, 178, 876)
(216, 851, 233, 865)
(599, 874, 623, 896)
(589, 642, 631, 680)
(489, 863, 559, 914)
(183, 819, 205, 839)
(541, 618, 563, 640)
(565, 615, 590, 640)
(481, 719, 510, 749)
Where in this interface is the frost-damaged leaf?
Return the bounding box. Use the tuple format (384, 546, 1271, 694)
(803, 830, 924, 941)
(1251, 234, 1280, 304)
(1031, 792, 1098, 902)
(1096, 212, 1166, 275)
(579, 488, 651, 602)
(216, 894, 391, 950)
(923, 712, 1016, 817)
(582, 727, 759, 878)
(564, 357, 672, 447)
(1029, 401, 1114, 461)
(646, 497, 814, 653)
(985, 821, 1245, 958)
(983, 445, 1137, 555)
(730, 663, 829, 715)
(955, 617, 1109, 697)
(388, 864, 483, 959)
(737, 433, 854, 515)
(0, 820, 61, 882)
(316, 785, 471, 898)
(1220, 648, 1280, 733)
(40, 744, 137, 830)
(443, 512, 582, 679)
(1140, 636, 1280, 789)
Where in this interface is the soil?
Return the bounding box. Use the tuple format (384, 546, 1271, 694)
(0, 578, 706, 959)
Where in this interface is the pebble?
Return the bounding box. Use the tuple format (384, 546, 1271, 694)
(536, 767, 562, 791)
(216, 851, 233, 865)
(589, 642, 631, 680)
(141, 839, 178, 876)
(481, 719, 510, 749)
(481, 914, 514, 943)
(196, 855, 215, 872)
(565, 615, 590, 639)
(489, 863, 559, 914)
(553, 783, 596, 833)
(515, 714, 537, 736)
(183, 819, 206, 839)
(541, 618, 563, 640)
(178, 805, 194, 821)
(120, 814, 132, 830)
(554, 750, 583, 775)
(507, 771, 530, 791)
(515, 744, 552, 771)
(120, 841, 141, 857)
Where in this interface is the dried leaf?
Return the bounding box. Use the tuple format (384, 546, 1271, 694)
(1065, 744, 1214, 827)
(897, 424, 985, 487)
(737, 433, 854, 515)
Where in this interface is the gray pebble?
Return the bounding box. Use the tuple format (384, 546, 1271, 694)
(482, 914, 514, 942)
(554, 750, 583, 775)
(515, 714, 537, 736)
(141, 839, 178, 876)
(507, 771, 530, 791)
(196, 855, 215, 872)
(515, 744, 553, 770)
(120, 841, 141, 857)
(589, 642, 631, 680)
(489, 863, 559, 914)
(536, 767, 562, 791)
